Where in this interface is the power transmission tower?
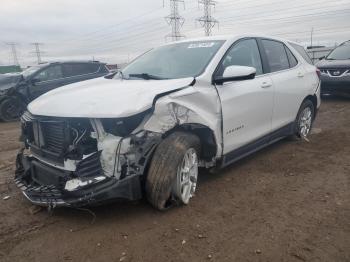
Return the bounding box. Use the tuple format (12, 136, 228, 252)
(31, 42, 44, 64)
(5, 42, 19, 66)
(164, 0, 185, 41)
(196, 0, 218, 36)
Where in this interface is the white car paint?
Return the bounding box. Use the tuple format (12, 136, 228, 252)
(26, 34, 320, 178)
(28, 76, 194, 118)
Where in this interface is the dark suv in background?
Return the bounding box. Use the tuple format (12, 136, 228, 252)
(316, 41, 350, 96)
(0, 61, 109, 121)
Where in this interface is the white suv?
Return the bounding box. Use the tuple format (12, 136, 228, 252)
(16, 35, 320, 210)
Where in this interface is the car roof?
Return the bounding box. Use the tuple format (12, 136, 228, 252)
(160, 34, 297, 47)
(39, 61, 105, 66)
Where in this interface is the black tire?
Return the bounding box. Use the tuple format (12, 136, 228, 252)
(0, 97, 24, 122)
(146, 132, 201, 211)
(290, 99, 315, 140)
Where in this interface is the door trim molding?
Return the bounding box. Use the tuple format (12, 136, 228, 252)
(221, 122, 294, 167)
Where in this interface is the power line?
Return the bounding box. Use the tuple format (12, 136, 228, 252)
(30, 42, 44, 64)
(5, 42, 19, 66)
(196, 0, 219, 36)
(164, 0, 186, 41)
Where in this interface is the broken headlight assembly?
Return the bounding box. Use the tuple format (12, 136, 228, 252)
(100, 109, 151, 137)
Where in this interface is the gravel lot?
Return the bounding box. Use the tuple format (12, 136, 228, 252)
(0, 97, 349, 262)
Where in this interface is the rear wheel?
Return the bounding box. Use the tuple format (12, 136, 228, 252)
(0, 97, 24, 122)
(291, 100, 315, 140)
(146, 132, 200, 210)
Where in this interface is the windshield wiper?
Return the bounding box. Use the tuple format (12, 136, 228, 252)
(128, 73, 167, 80)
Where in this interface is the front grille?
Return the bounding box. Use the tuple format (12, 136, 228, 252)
(40, 121, 67, 155)
(321, 68, 349, 76)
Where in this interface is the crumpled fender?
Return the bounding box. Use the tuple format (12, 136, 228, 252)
(144, 84, 223, 158)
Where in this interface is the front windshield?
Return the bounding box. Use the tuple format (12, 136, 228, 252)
(327, 43, 350, 60)
(21, 65, 43, 78)
(121, 40, 225, 79)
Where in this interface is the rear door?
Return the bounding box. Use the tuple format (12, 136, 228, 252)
(29, 64, 64, 99)
(215, 38, 274, 154)
(259, 39, 307, 131)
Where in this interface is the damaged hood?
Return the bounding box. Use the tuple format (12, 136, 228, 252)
(0, 73, 23, 91)
(28, 77, 194, 118)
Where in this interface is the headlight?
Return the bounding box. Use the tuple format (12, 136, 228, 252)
(101, 109, 150, 137)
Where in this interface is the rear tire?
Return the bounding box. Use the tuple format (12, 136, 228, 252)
(146, 132, 201, 211)
(290, 99, 315, 140)
(0, 97, 24, 122)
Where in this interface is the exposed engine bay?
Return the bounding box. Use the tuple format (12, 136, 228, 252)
(15, 110, 162, 207)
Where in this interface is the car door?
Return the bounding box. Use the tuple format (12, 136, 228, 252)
(259, 39, 307, 130)
(29, 64, 64, 99)
(215, 38, 274, 155)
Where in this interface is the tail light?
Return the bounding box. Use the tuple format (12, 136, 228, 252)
(316, 68, 321, 79)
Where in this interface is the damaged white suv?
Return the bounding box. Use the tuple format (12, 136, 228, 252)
(15, 35, 321, 210)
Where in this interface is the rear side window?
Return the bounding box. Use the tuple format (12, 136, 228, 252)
(62, 63, 100, 77)
(289, 43, 313, 65)
(99, 65, 109, 73)
(285, 46, 298, 67)
(261, 40, 289, 72)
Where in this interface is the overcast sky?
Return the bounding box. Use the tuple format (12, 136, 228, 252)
(1, 0, 350, 66)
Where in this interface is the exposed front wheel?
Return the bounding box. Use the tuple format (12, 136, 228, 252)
(0, 97, 24, 122)
(146, 132, 201, 210)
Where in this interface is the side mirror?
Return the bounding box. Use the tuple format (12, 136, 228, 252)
(319, 56, 325, 60)
(213, 65, 256, 85)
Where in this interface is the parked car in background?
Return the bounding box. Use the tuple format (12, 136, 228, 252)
(316, 40, 350, 96)
(0, 61, 110, 121)
(15, 35, 320, 210)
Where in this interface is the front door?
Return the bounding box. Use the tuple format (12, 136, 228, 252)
(215, 38, 274, 154)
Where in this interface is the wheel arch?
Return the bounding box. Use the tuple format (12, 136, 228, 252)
(163, 123, 217, 161)
(303, 94, 318, 119)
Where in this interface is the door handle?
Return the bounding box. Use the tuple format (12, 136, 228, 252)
(297, 72, 304, 78)
(261, 82, 272, 88)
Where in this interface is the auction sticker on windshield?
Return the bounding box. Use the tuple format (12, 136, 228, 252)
(188, 42, 216, 48)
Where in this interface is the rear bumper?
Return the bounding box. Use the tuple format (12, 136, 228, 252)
(15, 151, 143, 207)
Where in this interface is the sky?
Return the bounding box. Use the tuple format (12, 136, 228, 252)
(1, 0, 350, 66)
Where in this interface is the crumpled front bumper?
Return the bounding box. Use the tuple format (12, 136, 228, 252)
(15, 151, 143, 207)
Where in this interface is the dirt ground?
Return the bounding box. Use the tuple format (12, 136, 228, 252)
(0, 97, 349, 262)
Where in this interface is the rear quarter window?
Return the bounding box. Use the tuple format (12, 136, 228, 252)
(289, 43, 313, 65)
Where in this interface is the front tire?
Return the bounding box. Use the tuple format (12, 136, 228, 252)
(146, 132, 201, 210)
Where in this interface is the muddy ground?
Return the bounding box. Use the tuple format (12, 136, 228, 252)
(0, 97, 349, 262)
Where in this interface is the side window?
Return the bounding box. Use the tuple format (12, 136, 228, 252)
(261, 40, 289, 72)
(99, 65, 109, 73)
(289, 43, 313, 65)
(35, 65, 63, 82)
(217, 39, 263, 76)
(62, 63, 99, 77)
(285, 46, 298, 68)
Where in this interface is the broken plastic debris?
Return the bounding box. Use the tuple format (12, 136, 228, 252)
(181, 239, 186, 245)
(2, 195, 10, 200)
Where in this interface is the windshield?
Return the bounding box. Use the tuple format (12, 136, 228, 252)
(121, 40, 225, 80)
(326, 43, 350, 60)
(21, 65, 43, 78)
